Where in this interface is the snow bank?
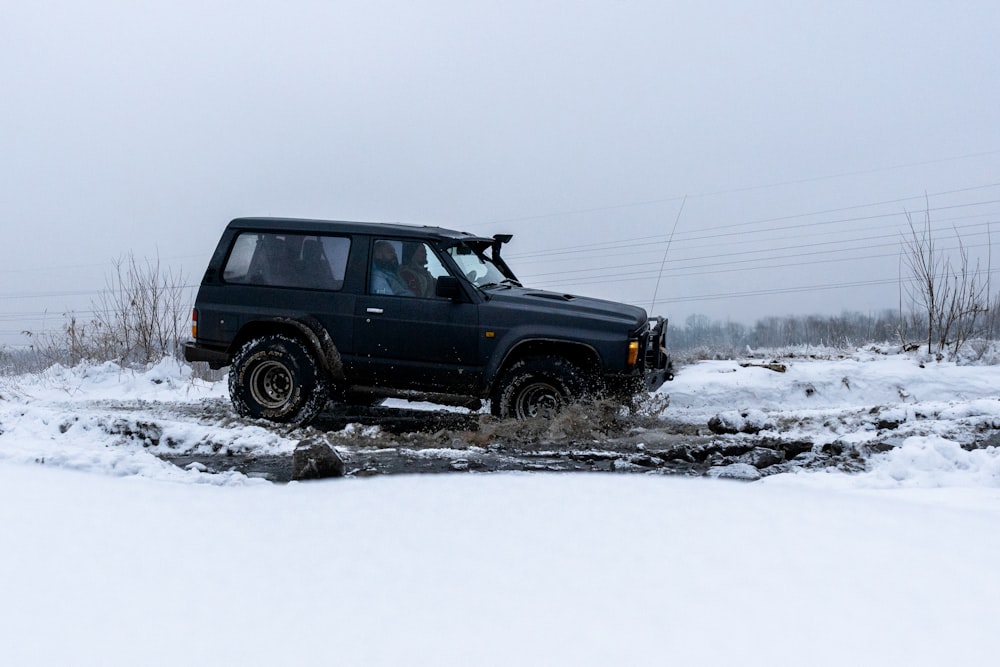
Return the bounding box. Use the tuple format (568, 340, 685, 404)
(667, 352, 1000, 413)
(666, 352, 1000, 489)
(3, 353, 1000, 665)
(0, 359, 268, 484)
(1, 465, 998, 667)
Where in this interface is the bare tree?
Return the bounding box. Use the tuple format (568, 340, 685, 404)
(901, 206, 947, 354)
(938, 235, 989, 356)
(900, 205, 989, 357)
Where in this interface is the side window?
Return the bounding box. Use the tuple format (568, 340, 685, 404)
(223, 232, 350, 290)
(319, 236, 350, 284)
(222, 233, 257, 282)
(370, 240, 450, 297)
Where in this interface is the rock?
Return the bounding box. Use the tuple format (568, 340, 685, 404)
(761, 438, 813, 459)
(978, 431, 1000, 449)
(718, 441, 754, 457)
(707, 414, 740, 435)
(687, 444, 715, 462)
(746, 447, 783, 469)
(739, 362, 787, 373)
(820, 441, 846, 456)
(708, 410, 773, 435)
(861, 440, 896, 455)
(626, 453, 657, 467)
(706, 463, 762, 482)
(647, 445, 696, 463)
(292, 438, 345, 480)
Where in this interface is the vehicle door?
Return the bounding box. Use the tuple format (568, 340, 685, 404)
(351, 238, 480, 392)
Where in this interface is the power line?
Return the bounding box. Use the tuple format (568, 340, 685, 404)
(0, 284, 200, 301)
(650, 195, 685, 312)
(519, 220, 997, 284)
(477, 156, 1000, 228)
(0, 253, 205, 276)
(517, 209, 1000, 270)
(507, 186, 1000, 260)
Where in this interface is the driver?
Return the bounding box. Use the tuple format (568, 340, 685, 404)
(370, 241, 414, 296)
(399, 243, 436, 297)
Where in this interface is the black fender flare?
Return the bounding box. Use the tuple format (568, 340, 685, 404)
(231, 316, 345, 384)
(484, 337, 602, 395)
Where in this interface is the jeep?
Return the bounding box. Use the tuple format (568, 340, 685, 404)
(184, 217, 672, 423)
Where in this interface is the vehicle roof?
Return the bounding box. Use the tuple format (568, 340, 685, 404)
(227, 217, 494, 243)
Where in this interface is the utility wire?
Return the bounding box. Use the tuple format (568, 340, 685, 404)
(508, 188, 1000, 260)
(642, 266, 1000, 306)
(477, 154, 1000, 227)
(650, 195, 685, 313)
(519, 220, 998, 282)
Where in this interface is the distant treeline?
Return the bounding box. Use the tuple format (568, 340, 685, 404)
(668, 306, 1000, 356)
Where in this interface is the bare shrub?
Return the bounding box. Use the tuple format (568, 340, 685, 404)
(93, 253, 189, 363)
(22, 314, 113, 368)
(23, 252, 189, 368)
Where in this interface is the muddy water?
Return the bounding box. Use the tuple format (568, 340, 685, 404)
(157, 402, 810, 481)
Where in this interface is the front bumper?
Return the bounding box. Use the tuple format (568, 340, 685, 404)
(642, 316, 674, 390)
(606, 317, 674, 396)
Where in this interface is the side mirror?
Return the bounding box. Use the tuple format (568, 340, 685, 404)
(435, 275, 463, 301)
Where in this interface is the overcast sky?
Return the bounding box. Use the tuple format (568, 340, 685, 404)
(2, 1, 999, 345)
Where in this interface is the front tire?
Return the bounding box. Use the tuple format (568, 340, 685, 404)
(229, 334, 329, 424)
(491, 356, 587, 420)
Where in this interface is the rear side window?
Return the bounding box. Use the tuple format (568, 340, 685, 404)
(222, 232, 350, 290)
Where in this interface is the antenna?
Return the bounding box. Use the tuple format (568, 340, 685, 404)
(650, 195, 686, 313)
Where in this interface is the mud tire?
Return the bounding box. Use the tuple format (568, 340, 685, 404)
(229, 334, 329, 424)
(491, 356, 587, 419)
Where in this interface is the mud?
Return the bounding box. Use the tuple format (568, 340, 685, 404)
(88, 394, 999, 482)
(151, 401, 869, 482)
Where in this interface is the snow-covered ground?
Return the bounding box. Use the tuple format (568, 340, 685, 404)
(2, 351, 999, 666)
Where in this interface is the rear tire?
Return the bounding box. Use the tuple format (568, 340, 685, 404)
(229, 334, 329, 424)
(491, 356, 587, 420)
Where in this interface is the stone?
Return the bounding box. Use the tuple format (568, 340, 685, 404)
(746, 447, 783, 469)
(292, 438, 345, 480)
(707, 415, 740, 435)
(706, 463, 762, 482)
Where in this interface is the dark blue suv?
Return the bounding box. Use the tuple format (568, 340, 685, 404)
(185, 217, 672, 423)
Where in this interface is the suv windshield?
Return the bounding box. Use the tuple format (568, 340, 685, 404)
(446, 242, 515, 288)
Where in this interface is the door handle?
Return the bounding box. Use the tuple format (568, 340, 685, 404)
(366, 307, 384, 314)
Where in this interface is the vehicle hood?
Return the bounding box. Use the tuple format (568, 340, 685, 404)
(483, 286, 648, 331)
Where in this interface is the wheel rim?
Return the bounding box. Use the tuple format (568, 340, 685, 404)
(248, 360, 295, 409)
(514, 381, 563, 419)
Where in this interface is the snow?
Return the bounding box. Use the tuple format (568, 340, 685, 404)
(2, 351, 1000, 665)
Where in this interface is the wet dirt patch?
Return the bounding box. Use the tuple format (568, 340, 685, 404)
(84, 397, 1000, 482)
(149, 402, 865, 481)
